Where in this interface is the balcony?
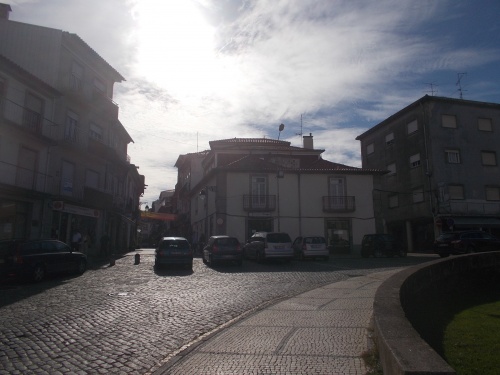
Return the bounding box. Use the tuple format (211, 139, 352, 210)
(91, 89, 119, 118)
(443, 201, 500, 216)
(0, 160, 53, 194)
(322, 196, 356, 212)
(243, 195, 276, 211)
(1, 98, 59, 140)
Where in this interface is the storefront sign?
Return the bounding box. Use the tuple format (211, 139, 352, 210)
(51, 201, 100, 218)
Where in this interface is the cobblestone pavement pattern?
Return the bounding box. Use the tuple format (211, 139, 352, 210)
(0, 250, 436, 374)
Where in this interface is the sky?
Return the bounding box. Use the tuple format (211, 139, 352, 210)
(7, 0, 500, 207)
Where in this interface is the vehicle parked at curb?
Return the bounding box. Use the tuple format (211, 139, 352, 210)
(243, 232, 293, 263)
(433, 230, 500, 257)
(361, 234, 407, 258)
(292, 236, 329, 261)
(202, 235, 242, 266)
(155, 237, 193, 270)
(0, 239, 87, 282)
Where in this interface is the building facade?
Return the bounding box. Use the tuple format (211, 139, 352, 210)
(356, 95, 500, 252)
(175, 136, 383, 255)
(0, 4, 144, 252)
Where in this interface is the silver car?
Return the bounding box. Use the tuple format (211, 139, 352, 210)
(243, 232, 293, 262)
(292, 236, 329, 261)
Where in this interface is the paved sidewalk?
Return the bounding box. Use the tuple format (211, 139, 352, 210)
(151, 269, 401, 375)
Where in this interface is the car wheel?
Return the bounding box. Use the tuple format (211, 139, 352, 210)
(236, 260, 243, 267)
(202, 255, 207, 264)
(256, 251, 264, 263)
(209, 255, 215, 267)
(32, 264, 45, 282)
(76, 259, 87, 275)
(298, 251, 305, 261)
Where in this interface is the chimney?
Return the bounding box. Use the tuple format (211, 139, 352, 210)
(0, 3, 12, 20)
(303, 133, 314, 149)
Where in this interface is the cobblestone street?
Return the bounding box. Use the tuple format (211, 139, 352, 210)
(0, 250, 436, 374)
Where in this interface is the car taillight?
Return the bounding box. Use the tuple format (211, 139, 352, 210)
(13, 255, 23, 264)
(302, 243, 307, 250)
(213, 245, 219, 253)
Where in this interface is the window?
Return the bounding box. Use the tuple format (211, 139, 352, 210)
(89, 123, 103, 141)
(366, 143, 374, 155)
(328, 176, 347, 210)
(448, 185, 464, 200)
(409, 153, 421, 168)
(485, 187, 500, 201)
(385, 132, 394, 146)
(481, 151, 497, 166)
(389, 195, 399, 208)
(386, 163, 396, 175)
(61, 160, 75, 196)
(478, 118, 493, 132)
(251, 176, 267, 208)
(16, 146, 37, 189)
(445, 149, 460, 164)
(23, 92, 43, 132)
(70, 61, 83, 91)
(441, 115, 457, 128)
(412, 187, 424, 203)
(65, 111, 79, 142)
(85, 169, 99, 189)
(407, 119, 418, 134)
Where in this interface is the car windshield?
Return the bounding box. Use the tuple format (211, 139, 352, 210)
(267, 233, 291, 243)
(305, 237, 326, 244)
(437, 233, 459, 241)
(217, 238, 239, 246)
(161, 240, 189, 249)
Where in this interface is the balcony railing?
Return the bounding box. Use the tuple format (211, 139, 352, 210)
(243, 195, 276, 211)
(0, 160, 53, 193)
(322, 196, 356, 212)
(2, 98, 59, 139)
(443, 201, 500, 216)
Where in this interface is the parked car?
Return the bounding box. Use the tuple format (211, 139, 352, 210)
(0, 239, 87, 282)
(361, 234, 407, 258)
(292, 236, 329, 261)
(433, 230, 500, 257)
(202, 235, 242, 266)
(243, 232, 293, 262)
(155, 237, 193, 269)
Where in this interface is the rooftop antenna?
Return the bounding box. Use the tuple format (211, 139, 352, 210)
(425, 82, 438, 96)
(278, 123, 285, 140)
(456, 73, 467, 99)
(295, 114, 303, 146)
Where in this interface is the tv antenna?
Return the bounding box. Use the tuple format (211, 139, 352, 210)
(456, 73, 467, 99)
(425, 82, 438, 96)
(295, 114, 303, 146)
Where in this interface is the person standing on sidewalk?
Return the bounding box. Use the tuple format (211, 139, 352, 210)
(71, 229, 82, 252)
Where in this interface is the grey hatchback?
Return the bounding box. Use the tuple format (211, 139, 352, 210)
(0, 238, 87, 282)
(155, 237, 193, 270)
(202, 235, 242, 266)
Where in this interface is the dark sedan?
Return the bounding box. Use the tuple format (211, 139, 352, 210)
(434, 230, 500, 257)
(0, 239, 87, 282)
(155, 237, 193, 270)
(202, 235, 242, 266)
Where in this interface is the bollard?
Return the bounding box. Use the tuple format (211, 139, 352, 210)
(134, 253, 140, 265)
(109, 254, 115, 267)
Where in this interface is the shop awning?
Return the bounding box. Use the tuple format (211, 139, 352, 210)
(452, 217, 500, 228)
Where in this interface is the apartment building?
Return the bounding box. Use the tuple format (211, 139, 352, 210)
(356, 95, 500, 252)
(174, 136, 384, 255)
(0, 4, 144, 251)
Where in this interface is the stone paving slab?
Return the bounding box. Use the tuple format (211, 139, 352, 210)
(155, 269, 402, 375)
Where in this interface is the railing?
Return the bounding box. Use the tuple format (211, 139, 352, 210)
(243, 195, 276, 211)
(0, 160, 53, 193)
(322, 196, 356, 212)
(445, 201, 500, 215)
(1, 98, 59, 139)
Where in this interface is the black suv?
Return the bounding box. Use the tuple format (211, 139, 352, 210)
(0, 239, 87, 282)
(361, 234, 407, 258)
(433, 230, 500, 257)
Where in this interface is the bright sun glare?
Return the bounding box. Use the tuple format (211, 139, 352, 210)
(132, 0, 238, 100)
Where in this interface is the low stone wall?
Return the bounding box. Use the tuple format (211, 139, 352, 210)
(373, 252, 500, 375)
